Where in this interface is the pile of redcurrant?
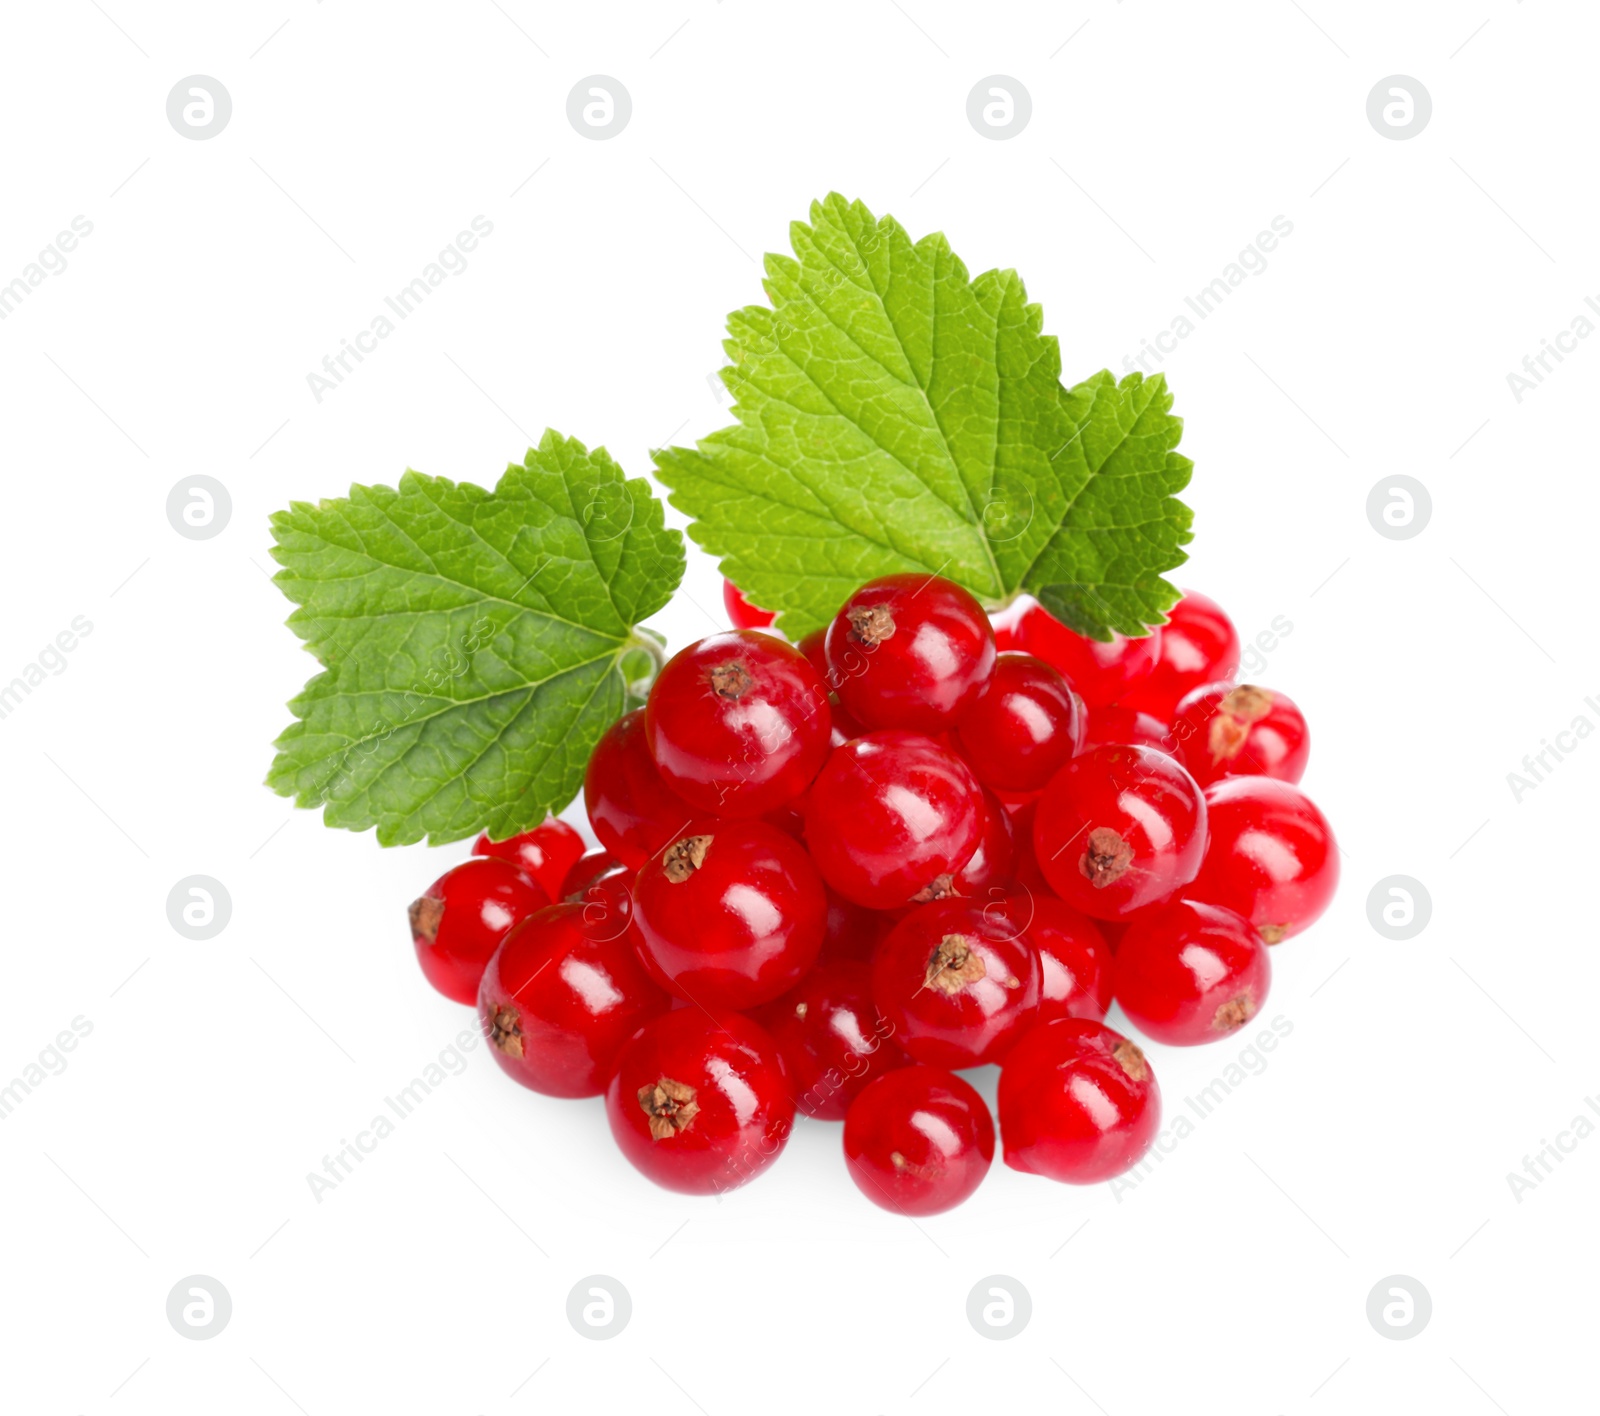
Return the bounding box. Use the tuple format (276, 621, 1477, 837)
(406, 577, 1338, 1213)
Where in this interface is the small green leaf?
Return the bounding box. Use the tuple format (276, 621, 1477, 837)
(267, 430, 684, 846)
(653, 193, 1191, 639)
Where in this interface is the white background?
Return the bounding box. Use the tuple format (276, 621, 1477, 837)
(1, 1, 1594, 1411)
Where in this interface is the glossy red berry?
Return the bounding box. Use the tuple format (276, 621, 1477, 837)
(951, 787, 1014, 898)
(825, 574, 996, 732)
(1033, 745, 1208, 920)
(584, 710, 694, 868)
(408, 858, 549, 1005)
(872, 899, 1042, 1068)
(843, 1067, 994, 1215)
(473, 817, 585, 900)
(646, 630, 831, 818)
(562, 855, 637, 944)
(632, 820, 827, 1010)
(805, 732, 984, 909)
(1113, 899, 1270, 1045)
(1009, 891, 1112, 1022)
(1082, 704, 1175, 756)
(560, 848, 618, 896)
(722, 577, 776, 630)
(605, 1010, 794, 1195)
(955, 653, 1081, 791)
(1172, 683, 1309, 787)
(479, 903, 670, 1097)
(1189, 778, 1338, 943)
(753, 960, 911, 1121)
(1011, 600, 1162, 709)
(1117, 590, 1241, 719)
(998, 1018, 1160, 1183)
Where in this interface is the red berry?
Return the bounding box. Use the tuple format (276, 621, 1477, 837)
(584, 710, 694, 868)
(408, 858, 548, 1005)
(871, 899, 1042, 1068)
(998, 1018, 1160, 1183)
(951, 786, 1015, 898)
(843, 1066, 994, 1215)
(1189, 778, 1338, 943)
(796, 628, 829, 682)
(605, 1010, 794, 1195)
(478, 903, 670, 1097)
(645, 630, 831, 818)
(722, 577, 776, 630)
(804, 731, 984, 909)
(1009, 891, 1112, 1022)
(955, 653, 1081, 791)
(1113, 899, 1270, 1046)
(825, 574, 996, 732)
(1011, 600, 1162, 709)
(632, 821, 826, 1010)
(1032, 745, 1208, 920)
(1172, 683, 1309, 787)
(1082, 704, 1175, 756)
(561, 855, 637, 945)
(473, 817, 585, 900)
(753, 960, 911, 1121)
(816, 888, 893, 965)
(1117, 590, 1241, 719)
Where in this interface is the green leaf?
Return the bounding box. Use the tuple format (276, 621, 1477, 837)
(653, 193, 1192, 640)
(267, 430, 684, 846)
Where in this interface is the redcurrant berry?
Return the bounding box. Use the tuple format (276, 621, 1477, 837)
(843, 1066, 994, 1215)
(951, 786, 1014, 898)
(998, 1018, 1160, 1183)
(1032, 745, 1208, 919)
(1011, 600, 1162, 708)
(473, 816, 585, 900)
(408, 858, 548, 1005)
(1008, 891, 1112, 1022)
(584, 710, 694, 868)
(825, 574, 996, 732)
(646, 630, 831, 817)
(1189, 778, 1338, 943)
(479, 903, 670, 1097)
(605, 1010, 795, 1195)
(722, 577, 776, 630)
(753, 960, 911, 1121)
(632, 821, 827, 1010)
(1116, 590, 1241, 719)
(804, 731, 984, 909)
(955, 653, 1081, 791)
(1172, 683, 1309, 787)
(561, 854, 637, 943)
(872, 899, 1042, 1067)
(1082, 704, 1175, 756)
(1113, 899, 1270, 1045)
